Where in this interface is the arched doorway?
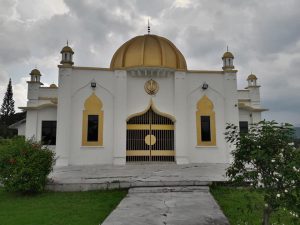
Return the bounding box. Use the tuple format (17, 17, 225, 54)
(126, 103, 175, 162)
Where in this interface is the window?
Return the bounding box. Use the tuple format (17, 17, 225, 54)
(239, 121, 249, 134)
(82, 93, 103, 146)
(87, 115, 99, 141)
(196, 95, 216, 146)
(201, 116, 211, 141)
(41, 121, 57, 145)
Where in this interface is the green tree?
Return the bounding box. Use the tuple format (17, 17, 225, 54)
(0, 78, 15, 120)
(225, 121, 300, 225)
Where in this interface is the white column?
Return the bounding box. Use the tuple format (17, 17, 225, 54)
(174, 71, 189, 164)
(224, 71, 239, 163)
(113, 70, 127, 165)
(25, 81, 40, 139)
(55, 67, 72, 167)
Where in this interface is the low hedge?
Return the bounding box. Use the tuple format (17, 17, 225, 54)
(0, 137, 55, 194)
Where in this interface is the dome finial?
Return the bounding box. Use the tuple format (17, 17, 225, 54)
(67, 40, 69, 46)
(227, 45, 229, 52)
(147, 18, 150, 34)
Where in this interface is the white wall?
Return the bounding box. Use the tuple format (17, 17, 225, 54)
(25, 107, 57, 142)
(127, 74, 175, 117)
(185, 72, 231, 163)
(67, 68, 115, 165)
(33, 66, 242, 166)
(17, 123, 26, 136)
(39, 87, 58, 98)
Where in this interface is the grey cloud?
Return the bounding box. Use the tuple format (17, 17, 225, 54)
(0, 0, 299, 125)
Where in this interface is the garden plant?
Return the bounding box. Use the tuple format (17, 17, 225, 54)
(225, 121, 300, 225)
(0, 137, 55, 194)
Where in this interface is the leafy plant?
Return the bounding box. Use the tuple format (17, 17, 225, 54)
(225, 121, 300, 225)
(0, 137, 55, 194)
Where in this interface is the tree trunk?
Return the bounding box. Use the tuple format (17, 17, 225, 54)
(262, 206, 272, 225)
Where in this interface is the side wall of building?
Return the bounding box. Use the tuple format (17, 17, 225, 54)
(25, 107, 57, 142)
(56, 68, 115, 166)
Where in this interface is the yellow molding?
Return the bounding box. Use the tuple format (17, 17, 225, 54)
(126, 150, 150, 156)
(126, 150, 175, 156)
(127, 99, 176, 122)
(127, 124, 174, 130)
(196, 95, 216, 146)
(82, 93, 104, 146)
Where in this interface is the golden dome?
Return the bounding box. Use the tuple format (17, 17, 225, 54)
(30, 69, 41, 76)
(247, 74, 257, 80)
(61, 46, 74, 54)
(50, 83, 57, 88)
(110, 34, 187, 70)
(222, 51, 234, 59)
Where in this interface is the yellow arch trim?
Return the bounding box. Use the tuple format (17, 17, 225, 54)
(84, 93, 103, 111)
(196, 95, 216, 146)
(126, 99, 176, 122)
(82, 93, 103, 146)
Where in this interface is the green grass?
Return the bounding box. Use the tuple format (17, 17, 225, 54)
(0, 188, 127, 225)
(211, 186, 299, 225)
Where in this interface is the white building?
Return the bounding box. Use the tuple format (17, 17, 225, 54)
(17, 33, 267, 167)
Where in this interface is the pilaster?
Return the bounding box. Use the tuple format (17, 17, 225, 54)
(55, 67, 72, 167)
(113, 70, 127, 165)
(174, 71, 189, 164)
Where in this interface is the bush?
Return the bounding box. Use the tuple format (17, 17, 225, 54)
(225, 121, 300, 225)
(0, 137, 55, 194)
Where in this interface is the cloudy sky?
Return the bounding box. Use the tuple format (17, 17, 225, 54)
(0, 0, 299, 126)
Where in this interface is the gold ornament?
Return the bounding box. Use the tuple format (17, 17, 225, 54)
(144, 79, 159, 95)
(145, 134, 156, 146)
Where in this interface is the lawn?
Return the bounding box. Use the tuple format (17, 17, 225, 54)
(211, 186, 299, 225)
(0, 188, 127, 225)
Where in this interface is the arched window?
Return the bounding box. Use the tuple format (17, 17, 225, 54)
(82, 93, 103, 146)
(196, 95, 216, 146)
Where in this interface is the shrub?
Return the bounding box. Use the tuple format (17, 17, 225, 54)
(225, 121, 300, 225)
(0, 137, 55, 194)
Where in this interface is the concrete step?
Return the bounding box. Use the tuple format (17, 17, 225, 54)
(129, 186, 209, 193)
(46, 180, 212, 192)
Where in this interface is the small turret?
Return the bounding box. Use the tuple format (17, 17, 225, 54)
(222, 49, 234, 71)
(60, 42, 74, 66)
(29, 68, 41, 82)
(247, 73, 258, 87)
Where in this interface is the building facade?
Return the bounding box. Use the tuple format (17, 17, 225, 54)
(18, 34, 267, 166)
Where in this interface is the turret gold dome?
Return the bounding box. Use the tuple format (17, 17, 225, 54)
(222, 51, 234, 59)
(247, 74, 257, 80)
(30, 69, 41, 76)
(61, 45, 74, 54)
(110, 34, 187, 70)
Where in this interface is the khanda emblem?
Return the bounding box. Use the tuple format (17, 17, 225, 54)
(144, 79, 159, 95)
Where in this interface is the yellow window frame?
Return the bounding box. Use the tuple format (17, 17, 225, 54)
(196, 95, 216, 146)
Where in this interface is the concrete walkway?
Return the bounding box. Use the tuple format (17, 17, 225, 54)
(101, 186, 230, 225)
(47, 163, 228, 191)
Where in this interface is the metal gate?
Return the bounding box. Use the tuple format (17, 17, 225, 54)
(126, 107, 175, 162)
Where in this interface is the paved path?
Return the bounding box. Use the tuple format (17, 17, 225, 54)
(47, 163, 228, 191)
(101, 186, 230, 225)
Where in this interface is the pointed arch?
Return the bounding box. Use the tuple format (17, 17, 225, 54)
(126, 99, 176, 122)
(82, 93, 103, 146)
(196, 95, 216, 146)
